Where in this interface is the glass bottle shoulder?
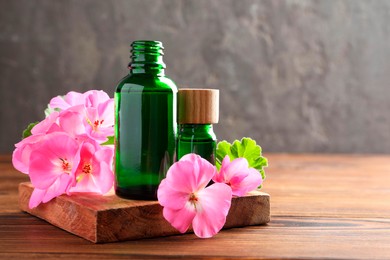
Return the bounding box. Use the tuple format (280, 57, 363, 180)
(115, 74, 177, 93)
(178, 124, 217, 142)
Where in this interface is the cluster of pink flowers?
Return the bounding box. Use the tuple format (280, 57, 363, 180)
(157, 153, 263, 238)
(12, 90, 115, 209)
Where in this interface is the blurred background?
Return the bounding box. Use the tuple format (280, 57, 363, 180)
(1, 0, 390, 154)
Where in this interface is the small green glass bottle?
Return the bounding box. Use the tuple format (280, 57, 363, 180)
(177, 89, 219, 164)
(115, 41, 177, 200)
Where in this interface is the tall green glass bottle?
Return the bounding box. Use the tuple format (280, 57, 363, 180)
(177, 89, 219, 164)
(115, 41, 177, 200)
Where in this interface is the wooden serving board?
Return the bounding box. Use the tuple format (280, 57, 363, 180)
(18, 182, 270, 243)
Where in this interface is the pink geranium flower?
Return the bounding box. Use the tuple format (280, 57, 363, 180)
(49, 91, 86, 111)
(58, 110, 90, 141)
(84, 99, 114, 142)
(13, 113, 83, 176)
(69, 141, 114, 194)
(28, 132, 81, 208)
(12, 90, 116, 209)
(49, 90, 114, 143)
(13, 112, 64, 174)
(29, 175, 73, 209)
(49, 90, 111, 112)
(12, 134, 46, 174)
(31, 111, 61, 135)
(213, 156, 263, 197)
(84, 90, 111, 108)
(157, 154, 232, 238)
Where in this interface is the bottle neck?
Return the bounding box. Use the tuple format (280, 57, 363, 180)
(128, 41, 165, 76)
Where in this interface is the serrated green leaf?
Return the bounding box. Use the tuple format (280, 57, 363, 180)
(216, 137, 268, 187)
(22, 122, 39, 139)
(215, 140, 234, 169)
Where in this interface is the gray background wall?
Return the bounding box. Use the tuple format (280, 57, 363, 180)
(1, 0, 390, 154)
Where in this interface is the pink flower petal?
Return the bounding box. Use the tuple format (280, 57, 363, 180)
(71, 172, 99, 193)
(49, 96, 71, 110)
(29, 133, 79, 189)
(95, 146, 114, 166)
(71, 160, 113, 194)
(164, 160, 197, 193)
(84, 107, 112, 142)
(223, 157, 250, 180)
(84, 90, 110, 108)
(31, 112, 60, 135)
(70, 142, 114, 194)
(158, 179, 189, 210)
(233, 168, 263, 196)
(12, 134, 45, 174)
(192, 183, 232, 238)
(214, 156, 261, 197)
(65, 91, 85, 106)
(12, 148, 29, 174)
(50, 91, 85, 110)
(29, 149, 63, 188)
(94, 161, 114, 193)
(59, 111, 86, 137)
(98, 99, 114, 124)
(29, 174, 72, 208)
(42, 174, 72, 203)
(166, 154, 216, 193)
(29, 188, 46, 208)
(162, 206, 196, 234)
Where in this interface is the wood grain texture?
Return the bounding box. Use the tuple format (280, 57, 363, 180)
(177, 88, 219, 124)
(264, 154, 390, 219)
(18, 183, 270, 243)
(2, 215, 390, 259)
(2, 154, 390, 259)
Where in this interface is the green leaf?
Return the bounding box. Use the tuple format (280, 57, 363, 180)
(215, 140, 234, 167)
(216, 137, 268, 185)
(101, 136, 114, 146)
(22, 122, 39, 139)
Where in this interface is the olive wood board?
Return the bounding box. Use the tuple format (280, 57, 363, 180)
(18, 182, 270, 243)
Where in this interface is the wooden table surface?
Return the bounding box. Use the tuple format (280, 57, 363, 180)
(1, 153, 390, 259)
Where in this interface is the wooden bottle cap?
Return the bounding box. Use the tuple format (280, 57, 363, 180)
(178, 88, 219, 124)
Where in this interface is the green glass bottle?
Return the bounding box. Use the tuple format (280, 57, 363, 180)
(177, 89, 219, 164)
(115, 41, 177, 200)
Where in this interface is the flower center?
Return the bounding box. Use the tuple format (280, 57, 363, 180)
(77, 163, 93, 183)
(60, 158, 71, 173)
(188, 192, 200, 210)
(86, 117, 104, 131)
(82, 164, 92, 174)
(93, 119, 104, 131)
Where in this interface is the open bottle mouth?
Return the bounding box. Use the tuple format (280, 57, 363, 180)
(129, 40, 166, 72)
(131, 40, 164, 53)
